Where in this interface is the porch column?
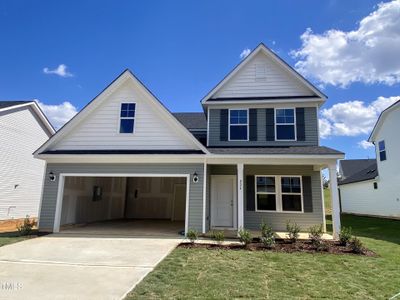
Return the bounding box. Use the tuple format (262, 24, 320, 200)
(237, 163, 244, 230)
(329, 163, 341, 239)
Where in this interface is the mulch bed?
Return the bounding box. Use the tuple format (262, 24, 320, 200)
(178, 239, 376, 257)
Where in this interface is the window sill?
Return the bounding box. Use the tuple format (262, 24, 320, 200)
(254, 210, 304, 214)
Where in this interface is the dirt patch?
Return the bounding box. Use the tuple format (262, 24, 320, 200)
(0, 218, 38, 233)
(178, 240, 376, 257)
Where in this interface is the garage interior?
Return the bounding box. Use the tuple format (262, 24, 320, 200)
(59, 176, 186, 236)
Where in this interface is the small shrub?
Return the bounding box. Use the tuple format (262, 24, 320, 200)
(286, 220, 301, 243)
(349, 237, 364, 254)
(238, 228, 252, 246)
(309, 224, 324, 249)
(260, 221, 275, 248)
(186, 229, 199, 243)
(339, 227, 352, 246)
(211, 230, 225, 245)
(17, 216, 36, 236)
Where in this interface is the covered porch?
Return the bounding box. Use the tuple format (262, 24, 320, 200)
(204, 154, 343, 239)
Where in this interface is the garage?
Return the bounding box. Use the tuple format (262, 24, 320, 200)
(57, 175, 188, 236)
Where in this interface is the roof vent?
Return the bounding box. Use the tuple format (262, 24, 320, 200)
(255, 64, 267, 81)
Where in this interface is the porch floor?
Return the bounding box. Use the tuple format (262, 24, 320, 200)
(59, 219, 185, 238)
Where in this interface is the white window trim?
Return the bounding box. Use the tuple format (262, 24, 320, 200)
(378, 140, 386, 161)
(118, 102, 136, 134)
(228, 108, 249, 141)
(255, 175, 304, 213)
(274, 108, 297, 141)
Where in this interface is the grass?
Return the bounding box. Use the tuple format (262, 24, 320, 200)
(0, 232, 31, 247)
(127, 188, 400, 299)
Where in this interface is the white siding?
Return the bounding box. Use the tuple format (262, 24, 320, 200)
(341, 105, 400, 219)
(213, 52, 314, 98)
(52, 80, 197, 150)
(0, 106, 51, 220)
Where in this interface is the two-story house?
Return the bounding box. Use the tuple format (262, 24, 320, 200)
(34, 44, 344, 237)
(339, 100, 400, 219)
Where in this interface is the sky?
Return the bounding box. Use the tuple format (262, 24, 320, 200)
(0, 0, 399, 159)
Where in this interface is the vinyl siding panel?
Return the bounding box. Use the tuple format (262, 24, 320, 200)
(243, 165, 323, 231)
(52, 80, 197, 150)
(213, 52, 314, 98)
(39, 163, 204, 231)
(0, 106, 51, 220)
(208, 107, 318, 146)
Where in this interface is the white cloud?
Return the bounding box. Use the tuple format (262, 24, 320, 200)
(240, 48, 251, 59)
(291, 0, 400, 87)
(37, 100, 78, 129)
(43, 64, 74, 78)
(320, 96, 399, 138)
(358, 140, 374, 149)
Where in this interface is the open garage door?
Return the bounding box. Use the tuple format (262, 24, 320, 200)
(58, 175, 188, 236)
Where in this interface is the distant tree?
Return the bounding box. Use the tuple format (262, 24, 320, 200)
(322, 174, 329, 189)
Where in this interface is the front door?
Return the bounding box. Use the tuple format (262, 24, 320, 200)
(211, 175, 237, 228)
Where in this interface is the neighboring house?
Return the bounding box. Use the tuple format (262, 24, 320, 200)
(34, 44, 344, 237)
(0, 101, 55, 220)
(339, 100, 400, 219)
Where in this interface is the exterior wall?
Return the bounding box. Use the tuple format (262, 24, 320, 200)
(208, 107, 318, 147)
(244, 165, 324, 231)
(213, 51, 314, 98)
(0, 106, 52, 220)
(39, 163, 204, 231)
(338, 180, 400, 218)
(52, 80, 197, 150)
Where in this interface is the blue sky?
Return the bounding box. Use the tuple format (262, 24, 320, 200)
(1, 0, 399, 159)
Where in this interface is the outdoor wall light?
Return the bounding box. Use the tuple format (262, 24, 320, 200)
(192, 172, 199, 183)
(49, 171, 56, 182)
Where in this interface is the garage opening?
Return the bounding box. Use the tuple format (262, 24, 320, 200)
(59, 176, 187, 236)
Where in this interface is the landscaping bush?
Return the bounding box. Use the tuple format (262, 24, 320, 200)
(260, 221, 275, 248)
(186, 229, 199, 243)
(211, 230, 225, 245)
(286, 220, 301, 243)
(339, 227, 352, 246)
(308, 224, 327, 251)
(238, 228, 252, 246)
(16, 216, 36, 236)
(349, 237, 364, 254)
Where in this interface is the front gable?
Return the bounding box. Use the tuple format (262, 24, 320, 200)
(37, 70, 207, 154)
(202, 44, 325, 102)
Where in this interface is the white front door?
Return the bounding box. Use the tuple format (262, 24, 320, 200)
(211, 175, 237, 229)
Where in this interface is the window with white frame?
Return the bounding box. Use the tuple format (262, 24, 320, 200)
(275, 108, 296, 140)
(255, 175, 303, 212)
(229, 109, 248, 141)
(378, 140, 386, 161)
(119, 103, 136, 133)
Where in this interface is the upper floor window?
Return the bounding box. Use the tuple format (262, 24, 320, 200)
(275, 108, 295, 140)
(119, 103, 136, 134)
(229, 109, 248, 141)
(378, 140, 386, 161)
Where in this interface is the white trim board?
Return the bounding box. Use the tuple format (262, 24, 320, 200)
(53, 173, 191, 235)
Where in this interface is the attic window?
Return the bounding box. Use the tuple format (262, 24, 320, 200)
(378, 140, 386, 161)
(119, 103, 136, 134)
(255, 64, 267, 81)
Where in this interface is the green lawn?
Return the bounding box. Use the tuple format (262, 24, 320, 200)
(128, 189, 400, 299)
(0, 232, 32, 247)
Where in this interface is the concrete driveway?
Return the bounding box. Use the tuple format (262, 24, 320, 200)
(0, 234, 181, 300)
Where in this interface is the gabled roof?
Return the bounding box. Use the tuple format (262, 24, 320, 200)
(339, 159, 377, 179)
(34, 69, 208, 156)
(201, 43, 326, 104)
(173, 112, 207, 130)
(339, 160, 378, 185)
(369, 99, 400, 142)
(0, 100, 55, 135)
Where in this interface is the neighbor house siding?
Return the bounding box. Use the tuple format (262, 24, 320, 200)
(39, 163, 204, 231)
(243, 165, 323, 231)
(0, 106, 51, 220)
(213, 52, 314, 98)
(208, 107, 318, 146)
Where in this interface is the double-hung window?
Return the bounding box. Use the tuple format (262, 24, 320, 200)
(229, 109, 248, 141)
(119, 103, 136, 134)
(275, 108, 295, 140)
(378, 140, 386, 161)
(255, 175, 303, 212)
